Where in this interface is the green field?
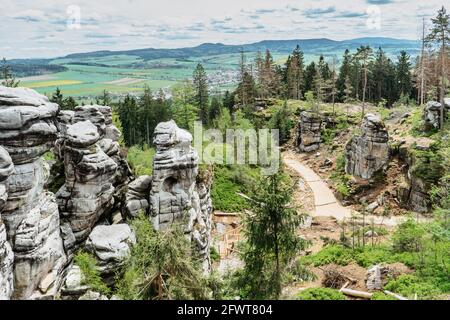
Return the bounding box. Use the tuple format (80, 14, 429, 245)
(17, 40, 416, 102)
(19, 52, 289, 101)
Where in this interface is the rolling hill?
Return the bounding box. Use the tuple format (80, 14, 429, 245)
(12, 37, 420, 101)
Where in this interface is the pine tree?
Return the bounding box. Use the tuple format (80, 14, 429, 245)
(354, 46, 373, 119)
(208, 96, 222, 124)
(318, 55, 331, 81)
(304, 62, 316, 94)
(396, 51, 413, 101)
(222, 90, 235, 113)
(1, 58, 20, 88)
(425, 6, 450, 129)
(337, 50, 352, 102)
(101, 89, 111, 106)
(285, 45, 305, 99)
(312, 65, 325, 114)
(239, 170, 308, 299)
(50, 87, 64, 107)
(171, 80, 198, 131)
(193, 63, 209, 125)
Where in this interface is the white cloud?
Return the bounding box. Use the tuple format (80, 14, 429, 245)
(0, 0, 446, 58)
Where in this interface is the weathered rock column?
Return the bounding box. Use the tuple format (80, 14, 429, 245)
(0, 146, 14, 300)
(345, 114, 390, 180)
(150, 120, 212, 272)
(0, 86, 67, 299)
(296, 111, 323, 152)
(423, 100, 450, 131)
(56, 120, 118, 250)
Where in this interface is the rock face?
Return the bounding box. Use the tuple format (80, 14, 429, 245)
(0, 147, 14, 299)
(150, 120, 199, 230)
(56, 120, 118, 250)
(123, 175, 152, 219)
(85, 224, 135, 274)
(397, 145, 431, 213)
(296, 111, 323, 152)
(345, 114, 390, 180)
(423, 100, 449, 131)
(150, 120, 212, 272)
(0, 86, 67, 299)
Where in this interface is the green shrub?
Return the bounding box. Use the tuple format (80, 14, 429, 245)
(114, 214, 210, 300)
(302, 245, 353, 267)
(127, 145, 155, 176)
(392, 218, 426, 253)
(287, 261, 318, 283)
(74, 251, 110, 295)
(211, 165, 259, 212)
(371, 292, 397, 300)
(384, 274, 442, 300)
(297, 287, 346, 300)
(210, 246, 220, 263)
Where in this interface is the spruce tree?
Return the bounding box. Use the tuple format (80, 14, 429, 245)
(1, 58, 19, 88)
(239, 170, 308, 299)
(425, 6, 450, 129)
(396, 51, 413, 101)
(193, 63, 209, 125)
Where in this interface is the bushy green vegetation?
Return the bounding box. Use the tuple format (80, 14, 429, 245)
(235, 170, 309, 299)
(115, 214, 212, 300)
(74, 251, 111, 295)
(301, 215, 449, 299)
(126, 145, 155, 176)
(297, 288, 346, 300)
(211, 165, 260, 212)
(384, 274, 443, 300)
(330, 152, 353, 199)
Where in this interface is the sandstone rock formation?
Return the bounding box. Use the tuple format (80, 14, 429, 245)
(0, 86, 67, 299)
(396, 144, 431, 213)
(85, 224, 136, 275)
(56, 120, 118, 250)
(423, 100, 450, 131)
(296, 111, 323, 152)
(0, 146, 14, 300)
(150, 120, 212, 272)
(123, 175, 152, 219)
(345, 114, 390, 180)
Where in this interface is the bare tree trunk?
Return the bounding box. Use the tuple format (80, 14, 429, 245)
(362, 65, 367, 119)
(420, 18, 426, 105)
(440, 37, 445, 129)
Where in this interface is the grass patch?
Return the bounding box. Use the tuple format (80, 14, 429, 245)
(126, 145, 155, 176)
(74, 251, 111, 295)
(211, 165, 260, 212)
(297, 287, 346, 300)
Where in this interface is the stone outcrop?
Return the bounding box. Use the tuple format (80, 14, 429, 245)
(150, 120, 212, 272)
(123, 175, 152, 219)
(150, 120, 199, 230)
(296, 111, 323, 152)
(396, 144, 432, 213)
(56, 120, 118, 250)
(0, 146, 14, 300)
(0, 86, 67, 299)
(85, 224, 135, 275)
(423, 100, 450, 131)
(345, 114, 390, 180)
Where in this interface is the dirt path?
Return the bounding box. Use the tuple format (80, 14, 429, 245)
(284, 155, 352, 221)
(283, 153, 424, 226)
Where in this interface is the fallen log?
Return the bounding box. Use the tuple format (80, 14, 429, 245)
(384, 290, 408, 300)
(339, 288, 373, 299)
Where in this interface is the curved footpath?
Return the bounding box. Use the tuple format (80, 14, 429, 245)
(282, 153, 425, 226)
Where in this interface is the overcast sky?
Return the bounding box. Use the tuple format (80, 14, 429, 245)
(1, 0, 446, 59)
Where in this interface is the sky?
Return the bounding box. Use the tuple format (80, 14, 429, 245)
(0, 0, 446, 59)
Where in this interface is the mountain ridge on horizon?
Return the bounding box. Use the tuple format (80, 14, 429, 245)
(11, 36, 420, 62)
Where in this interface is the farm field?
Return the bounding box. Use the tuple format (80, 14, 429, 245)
(19, 53, 247, 101)
(16, 37, 419, 102)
